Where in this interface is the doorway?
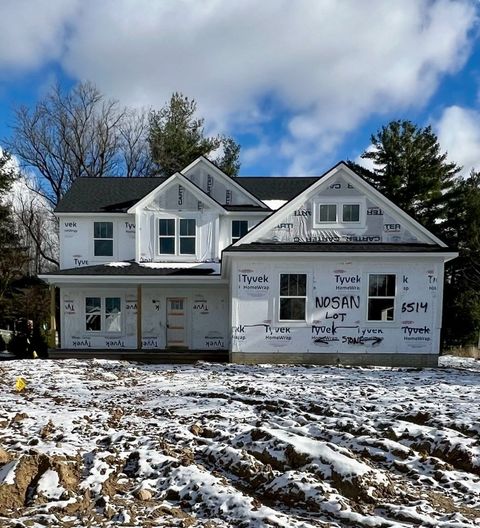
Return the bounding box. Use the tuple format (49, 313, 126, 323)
(166, 298, 187, 348)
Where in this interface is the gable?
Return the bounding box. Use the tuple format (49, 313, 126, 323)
(128, 173, 224, 214)
(182, 157, 267, 208)
(237, 164, 446, 247)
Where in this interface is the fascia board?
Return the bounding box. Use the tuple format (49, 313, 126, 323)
(235, 164, 344, 245)
(236, 162, 447, 248)
(224, 211, 272, 216)
(181, 156, 268, 209)
(222, 251, 458, 260)
(38, 275, 228, 285)
(339, 164, 448, 247)
(127, 172, 226, 213)
(55, 212, 131, 217)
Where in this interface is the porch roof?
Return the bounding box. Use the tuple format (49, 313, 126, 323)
(41, 261, 221, 276)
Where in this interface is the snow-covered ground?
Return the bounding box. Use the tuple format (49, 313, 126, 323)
(0, 355, 479, 527)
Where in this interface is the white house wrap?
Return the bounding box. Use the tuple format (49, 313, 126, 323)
(41, 158, 456, 366)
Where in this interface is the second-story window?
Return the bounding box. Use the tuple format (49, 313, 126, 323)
(158, 218, 196, 256)
(94, 222, 113, 257)
(231, 220, 248, 243)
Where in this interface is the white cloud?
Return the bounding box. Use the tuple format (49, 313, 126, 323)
(0, 0, 478, 174)
(435, 105, 480, 176)
(354, 145, 379, 173)
(0, 0, 79, 74)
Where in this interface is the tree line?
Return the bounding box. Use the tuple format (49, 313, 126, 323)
(0, 82, 478, 347)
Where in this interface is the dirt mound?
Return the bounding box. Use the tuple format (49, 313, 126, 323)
(0, 452, 82, 513)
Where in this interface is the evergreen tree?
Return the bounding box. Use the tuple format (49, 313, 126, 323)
(349, 120, 461, 233)
(442, 170, 480, 345)
(148, 93, 241, 177)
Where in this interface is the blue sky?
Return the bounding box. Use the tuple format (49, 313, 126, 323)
(1, 0, 479, 177)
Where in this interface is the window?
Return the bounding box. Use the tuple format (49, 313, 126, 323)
(314, 198, 365, 227)
(159, 219, 175, 254)
(279, 273, 307, 321)
(318, 204, 337, 222)
(367, 274, 396, 321)
(343, 204, 360, 222)
(94, 222, 113, 257)
(180, 219, 196, 254)
(86, 297, 121, 332)
(158, 218, 196, 255)
(232, 220, 248, 243)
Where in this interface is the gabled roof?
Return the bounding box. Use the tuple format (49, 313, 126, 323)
(54, 174, 319, 214)
(127, 172, 226, 214)
(181, 156, 268, 209)
(236, 162, 448, 248)
(237, 177, 317, 200)
(55, 177, 167, 213)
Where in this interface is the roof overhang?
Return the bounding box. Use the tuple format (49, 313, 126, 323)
(127, 172, 227, 214)
(39, 274, 228, 285)
(181, 156, 269, 209)
(223, 250, 458, 261)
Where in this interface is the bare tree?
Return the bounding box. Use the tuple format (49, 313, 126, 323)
(9, 177, 59, 270)
(119, 108, 154, 178)
(6, 82, 152, 208)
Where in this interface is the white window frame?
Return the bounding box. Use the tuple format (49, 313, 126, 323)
(318, 203, 338, 223)
(92, 221, 115, 260)
(366, 273, 397, 323)
(157, 217, 197, 257)
(85, 296, 122, 334)
(278, 273, 308, 323)
(342, 203, 361, 223)
(231, 220, 249, 243)
(313, 197, 366, 228)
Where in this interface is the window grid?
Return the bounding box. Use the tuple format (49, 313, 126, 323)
(232, 220, 249, 243)
(367, 274, 396, 321)
(85, 297, 121, 332)
(158, 219, 196, 256)
(279, 273, 307, 321)
(93, 222, 113, 257)
(179, 219, 196, 255)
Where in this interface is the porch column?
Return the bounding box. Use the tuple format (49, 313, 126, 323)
(49, 285, 56, 348)
(137, 285, 142, 350)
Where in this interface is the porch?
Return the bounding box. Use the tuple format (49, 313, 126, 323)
(48, 348, 229, 363)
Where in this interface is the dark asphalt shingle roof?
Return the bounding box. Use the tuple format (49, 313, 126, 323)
(237, 177, 318, 200)
(55, 177, 167, 213)
(44, 262, 219, 276)
(224, 243, 451, 253)
(54, 176, 320, 213)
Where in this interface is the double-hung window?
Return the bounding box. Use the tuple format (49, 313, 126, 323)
(94, 222, 113, 257)
(279, 273, 307, 321)
(367, 274, 396, 321)
(86, 297, 121, 332)
(158, 218, 196, 255)
(231, 220, 248, 243)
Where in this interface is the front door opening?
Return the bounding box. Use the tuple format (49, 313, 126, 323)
(166, 298, 187, 348)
